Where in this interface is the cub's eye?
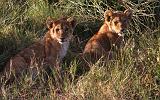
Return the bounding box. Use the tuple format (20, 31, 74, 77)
(56, 28, 60, 32)
(114, 21, 118, 25)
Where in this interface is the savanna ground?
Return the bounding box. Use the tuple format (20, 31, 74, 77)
(0, 0, 160, 99)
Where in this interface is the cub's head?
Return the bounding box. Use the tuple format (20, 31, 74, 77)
(104, 9, 132, 34)
(46, 17, 76, 44)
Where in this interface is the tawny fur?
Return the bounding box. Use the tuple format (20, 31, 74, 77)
(1, 17, 76, 84)
(83, 9, 132, 61)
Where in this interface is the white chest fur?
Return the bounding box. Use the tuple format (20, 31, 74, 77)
(59, 42, 69, 59)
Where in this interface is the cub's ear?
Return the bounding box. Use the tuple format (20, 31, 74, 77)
(124, 9, 132, 19)
(104, 10, 113, 22)
(46, 16, 54, 29)
(67, 17, 77, 28)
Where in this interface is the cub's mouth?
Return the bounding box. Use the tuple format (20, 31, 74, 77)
(118, 29, 127, 36)
(60, 37, 65, 42)
(58, 37, 69, 43)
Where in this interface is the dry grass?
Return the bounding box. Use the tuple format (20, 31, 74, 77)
(0, 0, 160, 99)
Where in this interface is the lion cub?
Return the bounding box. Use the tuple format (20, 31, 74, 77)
(83, 9, 132, 62)
(1, 17, 76, 84)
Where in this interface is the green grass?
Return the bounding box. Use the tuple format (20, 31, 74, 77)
(0, 0, 160, 99)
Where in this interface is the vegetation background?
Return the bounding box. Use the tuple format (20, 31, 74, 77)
(0, 0, 160, 99)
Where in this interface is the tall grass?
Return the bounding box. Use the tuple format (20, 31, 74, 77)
(0, 0, 160, 99)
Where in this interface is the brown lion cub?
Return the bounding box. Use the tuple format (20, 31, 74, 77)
(1, 17, 76, 84)
(83, 9, 132, 62)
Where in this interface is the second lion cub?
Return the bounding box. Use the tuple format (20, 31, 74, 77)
(83, 9, 132, 62)
(1, 17, 76, 84)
